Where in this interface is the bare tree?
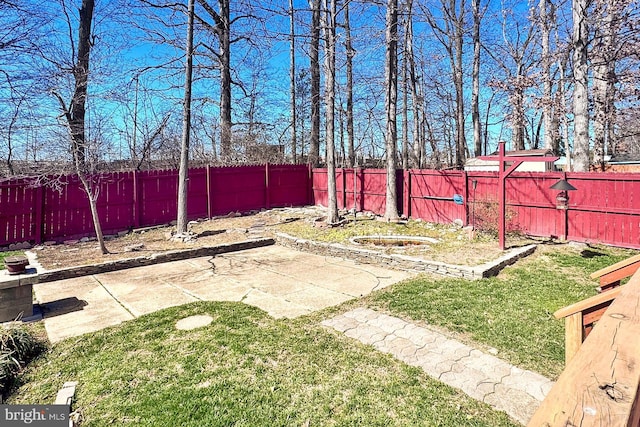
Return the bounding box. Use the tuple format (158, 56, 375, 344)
(592, 0, 622, 169)
(309, 0, 321, 167)
(572, 0, 591, 171)
(323, 0, 339, 223)
(289, 0, 297, 163)
(405, 0, 423, 167)
(401, 23, 409, 170)
(176, 0, 195, 237)
(51, 0, 109, 254)
(194, 0, 232, 161)
(472, 0, 482, 156)
(384, 0, 400, 221)
(344, 0, 355, 168)
(558, 51, 572, 170)
(424, 0, 467, 168)
(539, 0, 556, 152)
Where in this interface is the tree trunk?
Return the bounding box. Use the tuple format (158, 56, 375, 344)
(78, 173, 107, 254)
(401, 35, 409, 170)
(61, 0, 108, 254)
(289, 0, 297, 163)
(309, 0, 321, 166)
(572, 0, 590, 171)
(323, 0, 339, 223)
(345, 1, 355, 168)
(406, 0, 422, 167)
(512, 73, 526, 151)
(219, 0, 232, 162)
(593, 4, 615, 170)
(540, 0, 555, 151)
(453, 0, 466, 168)
(177, 0, 195, 235)
(558, 53, 572, 171)
(472, 0, 482, 156)
(384, 0, 399, 220)
(69, 0, 94, 169)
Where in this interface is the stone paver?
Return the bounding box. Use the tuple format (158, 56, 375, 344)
(323, 308, 553, 425)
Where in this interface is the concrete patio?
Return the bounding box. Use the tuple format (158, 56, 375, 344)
(33, 245, 411, 342)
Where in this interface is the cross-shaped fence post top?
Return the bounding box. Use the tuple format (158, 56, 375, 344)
(478, 141, 559, 250)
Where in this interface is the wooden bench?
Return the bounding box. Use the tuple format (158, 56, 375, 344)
(590, 253, 640, 292)
(528, 266, 640, 426)
(554, 287, 622, 364)
(552, 254, 640, 364)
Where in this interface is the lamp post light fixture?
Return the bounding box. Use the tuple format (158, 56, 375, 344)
(550, 178, 577, 210)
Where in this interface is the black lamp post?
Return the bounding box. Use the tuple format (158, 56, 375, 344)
(550, 178, 577, 241)
(550, 178, 577, 210)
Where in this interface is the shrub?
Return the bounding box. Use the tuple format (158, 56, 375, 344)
(471, 200, 520, 235)
(0, 323, 46, 400)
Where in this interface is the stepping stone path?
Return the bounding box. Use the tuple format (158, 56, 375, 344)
(322, 308, 554, 425)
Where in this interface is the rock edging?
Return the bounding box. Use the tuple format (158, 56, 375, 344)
(275, 232, 535, 279)
(37, 238, 275, 283)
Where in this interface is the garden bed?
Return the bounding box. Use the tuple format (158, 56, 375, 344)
(29, 206, 538, 271)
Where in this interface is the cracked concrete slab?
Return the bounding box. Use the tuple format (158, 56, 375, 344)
(33, 246, 411, 342)
(34, 275, 134, 342)
(324, 308, 553, 425)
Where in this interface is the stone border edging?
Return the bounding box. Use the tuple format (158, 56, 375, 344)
(275, 232, 535, 279)
(37, 238, 275, 283)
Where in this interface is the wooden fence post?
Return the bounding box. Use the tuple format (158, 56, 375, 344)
(308, 163, 313, 206)
(358, 168, 364, 211)
(463, 171, 469, 226)
(34, 184, 45, 244)
(132, 170, 141, 228)
(206, 165, 212, 218)
(265, 163, 271, 209)
(342, 168, 347, 209)
(403, 170, 411, 218)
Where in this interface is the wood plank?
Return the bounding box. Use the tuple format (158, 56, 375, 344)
(598, 262, 640, 287)
(590, 254, 640, 280)
(582, 303, 612, 327)
(565, 312, 583, 365)
(599, 280, 620, 292)
(554, 287, 622, 319)
(528, 269, 640, 426)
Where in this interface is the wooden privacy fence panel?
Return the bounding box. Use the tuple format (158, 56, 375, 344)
(567, 173, 640, 248)
(0, 178, 40, 244)
(0, 164, 310, 246)
(407, 170, 467, 224)
(311, 169, 640, 249)
(312, 168, 403, 214)
(209, 165, 266, 216)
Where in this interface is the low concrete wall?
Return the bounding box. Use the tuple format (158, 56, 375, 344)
(38, 238, 275, 283)
(275, 232, 535, 279)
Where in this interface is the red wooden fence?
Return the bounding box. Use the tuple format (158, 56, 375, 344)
(0, 164, 310, 246)
(2, 166, 639, 249)
(312, 168, 640, 249)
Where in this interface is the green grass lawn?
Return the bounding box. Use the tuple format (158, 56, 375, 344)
(368, 243, 638, 378)
(8, 240, 639, 425)
(12, 302, 516, 427)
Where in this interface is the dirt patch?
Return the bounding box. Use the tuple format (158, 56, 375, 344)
(30, 207, 537, 270)
(32, 211, 289, 270)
